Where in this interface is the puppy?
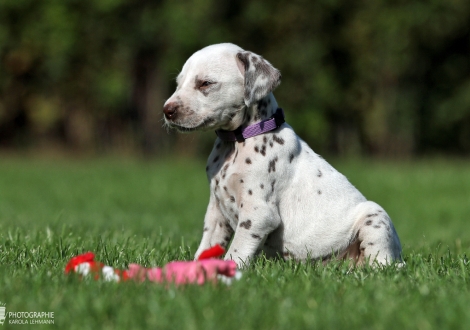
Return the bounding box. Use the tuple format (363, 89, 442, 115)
(163, 43, 402, 267)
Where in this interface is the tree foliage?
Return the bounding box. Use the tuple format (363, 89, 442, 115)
(1, 0, 469, 156)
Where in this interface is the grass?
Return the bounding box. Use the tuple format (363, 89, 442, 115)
(0, 157, 469, 329)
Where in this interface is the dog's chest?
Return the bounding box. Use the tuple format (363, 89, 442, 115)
(206, 142, 248, 228)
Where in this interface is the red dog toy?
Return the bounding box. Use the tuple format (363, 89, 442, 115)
(65, 245, 241, 285)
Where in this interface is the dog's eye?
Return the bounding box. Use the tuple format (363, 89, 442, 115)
(199, 80, 215, 89)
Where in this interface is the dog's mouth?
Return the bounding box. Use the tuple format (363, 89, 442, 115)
(164, 117, 217, 132)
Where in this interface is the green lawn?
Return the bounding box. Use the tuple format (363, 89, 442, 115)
(0, 157, 469, 329)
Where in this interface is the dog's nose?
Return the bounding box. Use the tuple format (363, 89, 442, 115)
(163, 102, 178, 120)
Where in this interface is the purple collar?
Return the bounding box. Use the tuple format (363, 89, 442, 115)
(216, 108, 285, 142)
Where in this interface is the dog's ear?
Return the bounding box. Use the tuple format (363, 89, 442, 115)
(236, 51, 281, 107)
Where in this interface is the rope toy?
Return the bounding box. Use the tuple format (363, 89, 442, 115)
(65, 245, 241, 285)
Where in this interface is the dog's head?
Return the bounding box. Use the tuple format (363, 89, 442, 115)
(163, 43, 281, 132)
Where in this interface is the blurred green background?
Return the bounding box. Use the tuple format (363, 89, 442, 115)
(1, 0, 470, 158)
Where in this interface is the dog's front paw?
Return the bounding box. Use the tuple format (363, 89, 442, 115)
(224, 252, 253, 268)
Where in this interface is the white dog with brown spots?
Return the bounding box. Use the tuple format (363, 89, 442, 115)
(163, 43, 402, 267)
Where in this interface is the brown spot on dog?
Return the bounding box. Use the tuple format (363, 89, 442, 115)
(367, 213, 378, 218)
(289, 153, 294, 163)
(368, 242, 374, 246)
(240, 179, 244, 183)
(239, 220, 252, 229)
(365, 220, 373, 226)
(317, 170, 322, 177)
(373, 225, 381, 229)
(240, 203, 243, 208)
(203, 227, 209, 232)
(268, 156, 278, 173)
(248, 189, 252, 195)
(219, 222, 223, 228)
(254, 146, 259, 153)
(263, 136, 267, 144)
(223, 186, 227, 191)
(260, 145, 266, 156)
(317, 190, 322, 195)
(273, 135, 284, 145)
(246, 158, 252, 164)
(230, 196, 235, 202)
(271, 180, 276, 192)
(260, 184, 264, 189)
(251, 234, 262, 240)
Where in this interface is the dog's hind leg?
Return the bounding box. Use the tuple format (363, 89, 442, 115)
(352, 201, 402, 266)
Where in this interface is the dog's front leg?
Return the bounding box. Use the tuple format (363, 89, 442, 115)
(194, 195, 232, 260)
(225, 208, 280, 267)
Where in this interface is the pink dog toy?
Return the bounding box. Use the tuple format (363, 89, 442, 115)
(65, 245, 241, 285)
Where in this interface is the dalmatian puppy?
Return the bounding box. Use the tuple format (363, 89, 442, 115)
(163, 43, 402, 267)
